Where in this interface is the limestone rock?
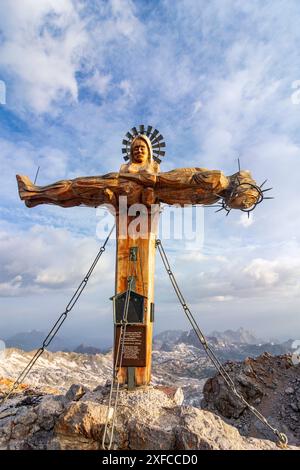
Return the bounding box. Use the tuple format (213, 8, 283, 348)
(202, 354, 300, 446)
(65, 384, 88, 402)
(1, 350, 299, 450)
(0, 382, 298, 450)
(175, 407, 277, 450)
(55, 400, 112, 450)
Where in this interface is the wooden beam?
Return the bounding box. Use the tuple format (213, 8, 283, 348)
(115, 208, 159, 385)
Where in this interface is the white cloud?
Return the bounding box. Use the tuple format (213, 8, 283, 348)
(238, 213, 254, 227)
(0, 0, 88, 113)
(243, 258, 279, 286)
(0, 223, 114, 297)
(242, 256, 300, 292)
(109, 0, 143, 39)
(119, 80, 133, 99)
(85, 70, 112, 96)
(157, 245, 300, 305)
(0, 0, 147, 115)
(210, 295, 234, 302)
(0, 275, 22, 297)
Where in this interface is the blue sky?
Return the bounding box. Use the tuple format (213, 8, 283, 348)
(0, 0, 300, 347)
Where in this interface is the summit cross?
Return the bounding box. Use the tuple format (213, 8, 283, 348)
(17, 125, 264, 387)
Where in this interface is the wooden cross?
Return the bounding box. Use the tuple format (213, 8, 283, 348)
(16, 128, 261, 387)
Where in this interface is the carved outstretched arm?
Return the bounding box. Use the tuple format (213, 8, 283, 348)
(16, 171, 160, 209)
(16, 173, 121, 208)
(155, 168, 260, 210)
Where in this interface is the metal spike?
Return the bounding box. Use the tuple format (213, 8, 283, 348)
(153, 156, 161, 164)
(131, 127, 138, 136)
(237, 157, 241, 172)
(226, 209, 231, 216)
(154, 134, 164, 142)
(122, 148, 128, 154)
(260, 179, 267, 188)
(34, 166, 40, 185)
(152, 142, 166, 149)
(123, 156, 129, 161)
(262, 187, 273, 192)
(215, 207, 224, 213)
(126, 132, 133, 139)
(146, 125, 153, 136)
(157, 150, 165, 157)
(247, 212, 250, 219)
(122, 139, 129, 145)
(152, 138, 164, 147)
(151, 129, 159, 140)
(139, 124, 145, 134)
(264, 196, 274, 200)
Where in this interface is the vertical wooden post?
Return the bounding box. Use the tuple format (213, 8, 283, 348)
(115, 204, 159, 385)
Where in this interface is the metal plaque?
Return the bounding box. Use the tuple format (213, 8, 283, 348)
(114, 325, 146, 367)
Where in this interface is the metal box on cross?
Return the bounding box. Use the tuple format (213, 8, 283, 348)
(111, 291, 147, 324)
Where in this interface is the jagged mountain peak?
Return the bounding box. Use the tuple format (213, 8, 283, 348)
(209, 327, 261, 345)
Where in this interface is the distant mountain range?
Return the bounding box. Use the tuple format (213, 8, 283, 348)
(153, 326, 264, 350)
(3, 327, 296, 361)
(153, 328, 296, 362)
(3, 330, 108, 354)
(5, 330, 66, 352)
(209, 327, 262, 345)
(0, 326, 297, 411)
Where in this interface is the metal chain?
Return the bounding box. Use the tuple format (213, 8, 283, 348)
(0, 225, 115, 406)
(156, 239, 288, 447)
(102, 276, 134, 450)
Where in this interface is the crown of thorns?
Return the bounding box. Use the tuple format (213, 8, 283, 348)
(122, 125, 166, 163)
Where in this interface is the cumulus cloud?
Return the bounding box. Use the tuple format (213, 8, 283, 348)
(0, 275, 22, 297)
(156, 244, 300, 307)
(0, 223, 114, 297)
(0, 0, 88, 113)
(243, 259, 279, 287)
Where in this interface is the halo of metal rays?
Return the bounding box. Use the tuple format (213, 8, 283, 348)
(122, 125, 166, 164)
(207, 180, 274, 218)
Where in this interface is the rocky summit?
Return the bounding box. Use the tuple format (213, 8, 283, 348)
(0, 347, 299, 450)
(0, 381, 295, 450)
(202, 353, 300, 446)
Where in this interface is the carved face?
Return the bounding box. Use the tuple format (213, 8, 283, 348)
(131, 138, 149, 165)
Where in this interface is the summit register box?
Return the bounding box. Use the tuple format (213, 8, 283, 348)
(112, 291, 147, 324)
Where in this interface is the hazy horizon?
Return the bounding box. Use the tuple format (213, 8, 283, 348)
(1, 323, 297, 351)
